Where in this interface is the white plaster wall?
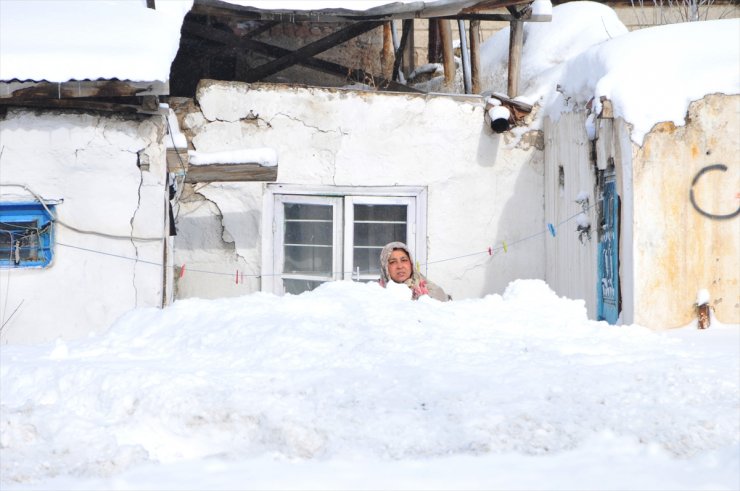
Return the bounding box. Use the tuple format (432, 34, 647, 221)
(0, 109, 168, 343)
(174, 81, 545, 300)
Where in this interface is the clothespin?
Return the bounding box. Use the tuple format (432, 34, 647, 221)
(235, 269, 239, 284)
(547, 223, 557, 237)
(502, 241, 508, 253)
(179, 264, 186, 278)
(488, 246, 493, 256)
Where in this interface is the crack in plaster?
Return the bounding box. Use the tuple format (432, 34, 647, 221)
(270, 112, 347, 136)
(192, 187, 243, 262)
(130, 164, 144, 307)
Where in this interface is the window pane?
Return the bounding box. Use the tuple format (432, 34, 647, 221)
(353, 222, 407, 247)
(284, 245, 333, 274)
(353, 247, 384, 276)
(283, 202, 334, 275)
(353, 204, 407, 276)
(354, 204, 407, 222)
(285, 203, 332, 220)
(285, 220, 333, 246)
(283, 279, 325, 295)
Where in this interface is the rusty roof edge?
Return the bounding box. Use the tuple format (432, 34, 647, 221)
(193, 0, 531, 20)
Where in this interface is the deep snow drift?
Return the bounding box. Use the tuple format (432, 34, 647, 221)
(1, 280, 738, 490)
(479, 2, 739, 143)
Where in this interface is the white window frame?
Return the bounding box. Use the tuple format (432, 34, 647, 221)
(262, 185, 427, 295)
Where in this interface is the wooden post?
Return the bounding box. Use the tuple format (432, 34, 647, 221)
(381, 22, 394, 80)
(439, 19, 455, 91)
(507, 19, 523, 97)
(428, 19, 442, 63)
(402, 19, 415, 77)
(469, 20, 481, 94)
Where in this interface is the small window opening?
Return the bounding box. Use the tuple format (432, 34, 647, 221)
(0, 203, 55, 268)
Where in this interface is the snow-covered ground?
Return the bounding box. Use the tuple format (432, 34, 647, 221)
(2, 280, 738, 490)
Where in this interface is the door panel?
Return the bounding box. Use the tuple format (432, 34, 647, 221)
(598, 177, 620, 323)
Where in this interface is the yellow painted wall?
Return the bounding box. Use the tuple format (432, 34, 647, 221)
(631, 94, 740, 327)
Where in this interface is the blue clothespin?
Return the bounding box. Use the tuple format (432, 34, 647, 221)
(547, 223, 556, 237)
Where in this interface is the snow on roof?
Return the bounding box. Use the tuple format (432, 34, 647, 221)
(480, 1, 740, 144)
(0, 0, 193, 83)
(548, 17, 740, 143)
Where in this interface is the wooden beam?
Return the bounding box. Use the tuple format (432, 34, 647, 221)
(507, 19, 524, 97)
(392, 20, 412, 82)
(381, 22, 394, 79)
(243, 21, 383, 83)
(469, 19, 482, 94)
(0, 98, 143, 113)
(401, 19, 415, 76)
(184, 163, 277, 183)
(438, 13, 530, 21)
(439, 19, 455, 90)
(0, 80, 168, 100)
(182, 21, 417, 92)
(428, 18, 442, 63)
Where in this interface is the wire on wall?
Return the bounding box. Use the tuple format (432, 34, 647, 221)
(49, 202, 596, 281)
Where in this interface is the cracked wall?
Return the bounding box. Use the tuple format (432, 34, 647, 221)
(172, 81, 545, 301)
(0, 109, 168, 343)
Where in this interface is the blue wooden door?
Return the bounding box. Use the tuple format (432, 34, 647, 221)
(597, 178, 620, 323)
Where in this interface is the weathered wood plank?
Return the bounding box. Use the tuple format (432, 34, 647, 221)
(184, 164, 277, 183)
(0, 80, 168, 99)
(439, 19, 455, 90)
(0, 98, 142, 113)
(469, 19, 482, 94)
(507, 19, 523, 97)
(167, 149, 190, 172)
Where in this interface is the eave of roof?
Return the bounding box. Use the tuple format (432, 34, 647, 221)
(193, 0, 534, 21)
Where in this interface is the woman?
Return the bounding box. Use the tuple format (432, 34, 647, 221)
(378, 242, 449, 302)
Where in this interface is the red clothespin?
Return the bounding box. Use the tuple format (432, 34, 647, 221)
(179, 264, 186, 278)
(236, 269, 239, 284)
(488, 246, 493, 256)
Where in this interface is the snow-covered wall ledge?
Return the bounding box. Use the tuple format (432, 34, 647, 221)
(172, 80, 546, 301)
(0, 109, 168, 343)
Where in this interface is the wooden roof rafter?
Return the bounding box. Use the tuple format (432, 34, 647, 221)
(181, 16, 420, 92)
(0, 80, 168, 113)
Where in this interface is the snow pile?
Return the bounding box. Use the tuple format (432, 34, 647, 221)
(479, 1, 740, 144)
(188, 148, 278, 166)
(544, 17, 740, 143)
(1, 279, 738, 490)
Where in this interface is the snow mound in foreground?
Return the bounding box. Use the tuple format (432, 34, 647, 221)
(1, 279, 738, 487)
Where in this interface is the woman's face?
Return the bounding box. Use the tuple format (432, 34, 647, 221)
(388, 249, 412, 283)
